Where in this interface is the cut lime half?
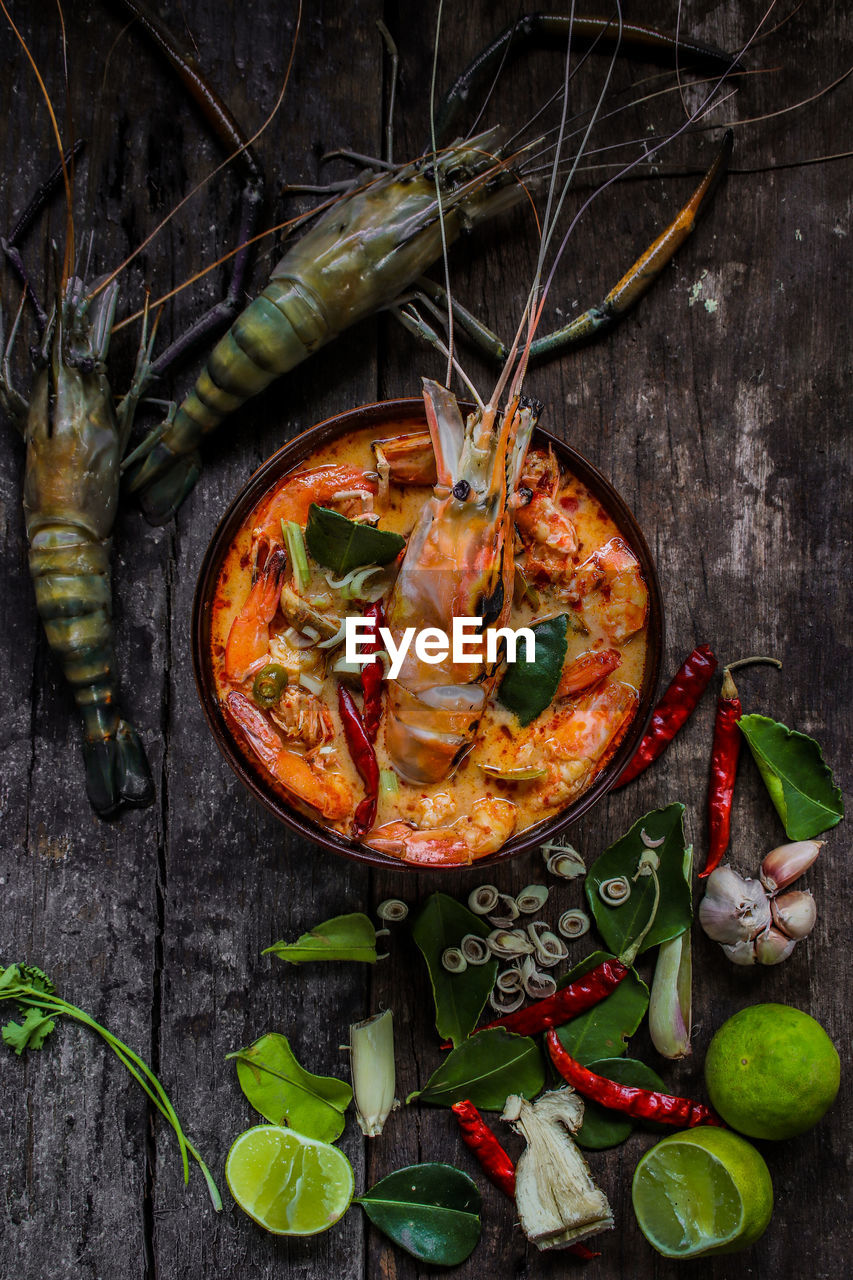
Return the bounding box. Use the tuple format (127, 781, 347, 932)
(225, 1124, 354, 1236)
(632, 1127, 773, 1259)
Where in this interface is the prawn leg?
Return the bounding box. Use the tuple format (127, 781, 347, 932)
(408, 132, 733, 366)
(109, 0, 264, 375)
(435, 14, 740, 142)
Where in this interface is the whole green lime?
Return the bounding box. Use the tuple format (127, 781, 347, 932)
(704, 1004, 840, 1140)
(632, 1127, 773, 1258)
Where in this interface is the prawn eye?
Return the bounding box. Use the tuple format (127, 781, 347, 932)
(452, 480, 471, 501)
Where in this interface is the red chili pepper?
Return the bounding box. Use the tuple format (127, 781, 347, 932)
(615, 644, 717, 787)
(702, 656, 781, 879)
(360, 602, 385, 742)
(440, 958, 629, 1048)
(451, 1100, 516, 1197)
(451, 1100, 600, 1262)
(546, 1031, 723, 1127)
(337, 684, 379, 838)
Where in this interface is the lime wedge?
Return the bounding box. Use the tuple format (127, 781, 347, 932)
(632, 1128, 773, 1258)
(225, 1124, 354, 1235)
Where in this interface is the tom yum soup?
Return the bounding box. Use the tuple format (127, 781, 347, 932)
(210, 384, 650, 867)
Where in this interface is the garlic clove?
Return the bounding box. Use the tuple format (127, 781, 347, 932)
(760, 840, 823, 894)
(720, 938, 757, 965)
(754, 926, 797, 965)
(699, 865, 772, 943)
(771, 889, 817, 941)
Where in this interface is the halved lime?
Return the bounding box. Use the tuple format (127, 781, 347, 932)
(632, 1127, 773, 1258)
(225, 1124, 354, 1235)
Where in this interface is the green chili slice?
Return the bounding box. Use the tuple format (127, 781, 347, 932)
(252, 664, 288, 708)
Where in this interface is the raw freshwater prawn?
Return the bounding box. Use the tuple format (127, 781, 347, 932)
(207, 4, 760, 864)
(0, 0, 265, 815)
(121, 4, 739, 524)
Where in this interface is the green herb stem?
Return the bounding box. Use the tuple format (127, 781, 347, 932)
(284, 520, 311, 593)
(4, 985, 221, 1208)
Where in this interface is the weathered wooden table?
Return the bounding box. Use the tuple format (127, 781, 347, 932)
(1, 1, 849, 1276)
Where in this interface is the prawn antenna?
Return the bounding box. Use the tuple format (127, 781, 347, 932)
(91, 0, 304, 300)
(0, 0, 75, 287)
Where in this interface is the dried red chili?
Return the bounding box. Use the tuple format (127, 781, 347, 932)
(451, 1100, 516, 1197)
(451, 1100, 600, 1262)
(546, 1032, 723, 1127)
(337, 684, 379, 838)
(360, 602, 385, 742)
(442, 957, 629, 1046)
(615, 644, 718, 787)
(702, 655, 781, 879)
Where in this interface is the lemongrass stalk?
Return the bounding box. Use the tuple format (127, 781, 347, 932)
(349, 1010, 398, 1137)
(648, 930, 692, 1059)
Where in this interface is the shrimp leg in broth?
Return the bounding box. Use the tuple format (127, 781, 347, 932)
(121, 6, 738, 523)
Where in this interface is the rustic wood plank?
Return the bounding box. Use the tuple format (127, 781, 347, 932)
(0, 1, 850, 1278)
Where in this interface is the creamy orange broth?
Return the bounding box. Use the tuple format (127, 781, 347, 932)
(210, 425, 648, 849)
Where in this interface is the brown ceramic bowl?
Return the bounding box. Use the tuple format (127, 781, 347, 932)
(192, 398, 664, 870)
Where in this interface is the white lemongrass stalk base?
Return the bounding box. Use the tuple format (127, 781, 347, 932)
(349, 1009, 398, 1137)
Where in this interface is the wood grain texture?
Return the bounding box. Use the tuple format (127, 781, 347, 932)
(0, 2, 849, 1279)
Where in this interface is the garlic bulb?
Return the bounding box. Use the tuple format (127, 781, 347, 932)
(699, 865, 772, 944)
(771, 889, 817, 940)
(754, 926, 797, 966)
(760, 841, 823, 894)
(502, 1089, 613, 1251)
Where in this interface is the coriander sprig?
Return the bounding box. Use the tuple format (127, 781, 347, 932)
(0, 963, 221, 1209)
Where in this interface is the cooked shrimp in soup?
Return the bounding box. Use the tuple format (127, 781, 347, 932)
(210, 418, 650, 866)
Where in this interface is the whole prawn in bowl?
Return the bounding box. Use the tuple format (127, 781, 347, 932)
(193, 397, 662, 869)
